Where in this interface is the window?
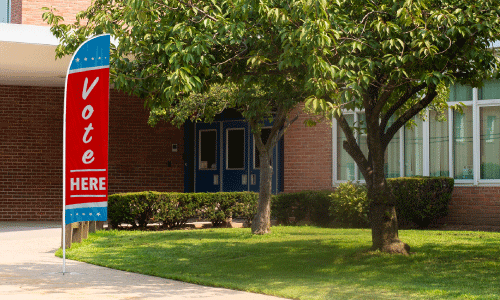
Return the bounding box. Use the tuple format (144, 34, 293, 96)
(480, 80, 500, 100)
(336, 112, 401, 181)
(226, 128, 245, 169)
(429, 111, 449, 176)
(449, 84, 473, 102)
(337, 114, 355, 181)
(453, 107, 473, 179)
(404, 117, 424, 176)
(480, 107, 500, 179)
(199, 130, 217, 170)
(333, 80, 500, 186)
(0, 0, 9, 23)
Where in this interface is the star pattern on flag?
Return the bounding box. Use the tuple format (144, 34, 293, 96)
(75, 56, 108, 63)
(97, 213, 101, 216)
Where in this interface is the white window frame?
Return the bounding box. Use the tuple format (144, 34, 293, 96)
(332, 85, 500, 187)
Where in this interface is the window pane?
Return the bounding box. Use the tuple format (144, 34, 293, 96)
(385, 117, 400, 178)
(0, 0, 9, 23)
(227, 129, 245, 169)
(453, 107, 473, 179)
(480, 107, 500, 179)
(480, 80, 500, 100)
(404, 117, 423, 176)
(429, 111, 449, 176)
(254, 128, 271, 168)
(449, 84, 473, 102)
(338, 114, 355, 181)
(199, 130, 217, 170)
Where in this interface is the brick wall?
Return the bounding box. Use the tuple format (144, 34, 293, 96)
(444, 186, 500, 226)
(283, 104, 333, 193)
(22, 0, 92, 26)
(10, 0, 22, 23)
(0, 85, 184, 221)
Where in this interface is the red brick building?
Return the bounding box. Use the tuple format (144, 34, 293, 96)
(0, 0, 498, 227)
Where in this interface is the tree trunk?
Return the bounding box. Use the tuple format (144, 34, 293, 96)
(251, 150, 273, 234)
(367, 177, 410, 255)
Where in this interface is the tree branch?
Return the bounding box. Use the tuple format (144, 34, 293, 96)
(379, 82, 427, 136)
(336, 112, 370, 179)
(382, 85, 438, 149)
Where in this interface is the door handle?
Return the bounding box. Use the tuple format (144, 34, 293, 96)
(251, 174, 256, 185)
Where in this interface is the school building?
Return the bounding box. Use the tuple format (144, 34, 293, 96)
(1, 0, 498, 227)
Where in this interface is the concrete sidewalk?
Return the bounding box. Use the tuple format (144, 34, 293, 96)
(0, 222, 287, 300)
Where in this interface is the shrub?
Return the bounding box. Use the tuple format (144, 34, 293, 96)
(329, 182, 370, 228)
(231, 192, 259, 225)
(202, 193, 236, 227)
(271, 190, 334, 226)
(108, 193, 136, 228)
(107, 191, 259, 229)
(107, 191, 157, 228)
(388, 176, 454, 228)
(156, 193, 203, 229)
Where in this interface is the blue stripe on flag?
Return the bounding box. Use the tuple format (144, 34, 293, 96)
(65, 206, 107, 225)
(70, 35, 110, 72)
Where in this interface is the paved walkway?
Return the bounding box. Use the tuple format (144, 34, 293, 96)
(0, 222, 287, 300)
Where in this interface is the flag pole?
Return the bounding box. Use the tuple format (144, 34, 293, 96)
(62, 34, 71, 275)
(62, 64, 68, 276)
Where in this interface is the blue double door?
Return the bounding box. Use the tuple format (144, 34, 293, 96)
(194, 120, 280, 193)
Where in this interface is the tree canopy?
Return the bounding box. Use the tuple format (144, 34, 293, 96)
(44, 0, 500, 251)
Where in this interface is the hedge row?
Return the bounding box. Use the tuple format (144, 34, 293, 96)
(271, 177, 454, 229)
(108, 191, 258, 229)
(108, 176, 454, 229)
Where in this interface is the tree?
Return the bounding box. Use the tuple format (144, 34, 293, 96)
(44, 0, 500, 252)
(302, 0, 500, 254)
(43, 0, 309, 234)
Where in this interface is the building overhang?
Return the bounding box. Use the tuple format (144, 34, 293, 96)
(0, 23, 71, 87)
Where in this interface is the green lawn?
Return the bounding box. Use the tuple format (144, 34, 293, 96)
(56, 226, 500, 299)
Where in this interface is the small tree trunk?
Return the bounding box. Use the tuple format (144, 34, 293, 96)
(251, 150, 273, 234)
(368, 178, 410, 255)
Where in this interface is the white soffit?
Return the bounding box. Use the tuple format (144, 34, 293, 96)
(0, 23, 71, 87)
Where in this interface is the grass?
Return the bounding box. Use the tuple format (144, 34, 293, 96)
(56, 226, 500, 300)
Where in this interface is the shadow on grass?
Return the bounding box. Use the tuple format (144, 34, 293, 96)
(62, 228, 500, 300)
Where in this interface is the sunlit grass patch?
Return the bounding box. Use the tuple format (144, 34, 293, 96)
(57, 227, 500, 300)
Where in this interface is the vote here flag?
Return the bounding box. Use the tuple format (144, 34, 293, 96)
(63, 35, 110, 225)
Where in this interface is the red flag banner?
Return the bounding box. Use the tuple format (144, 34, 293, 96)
(63, 35, 110, 225)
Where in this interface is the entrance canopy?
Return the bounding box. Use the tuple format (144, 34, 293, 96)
(0, 23, 71, 87)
